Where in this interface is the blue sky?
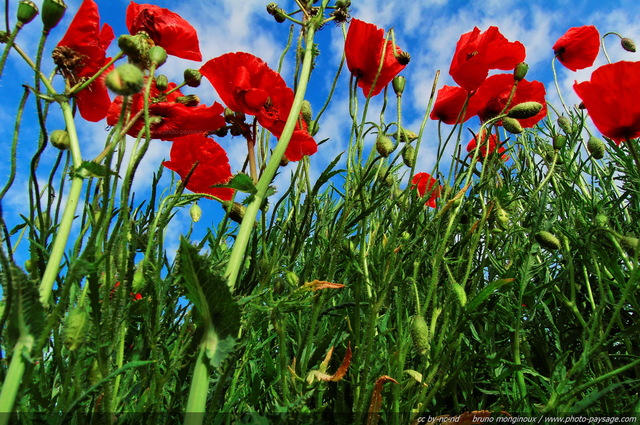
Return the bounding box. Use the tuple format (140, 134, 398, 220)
(1, 0, 639, 264)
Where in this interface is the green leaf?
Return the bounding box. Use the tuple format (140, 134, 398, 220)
(77, 161, 117, 179)
(5, 265, 45, 350)
(466, 278, 514, 311)
(177, 237, 241, 367)
(214, 173, 256, 194)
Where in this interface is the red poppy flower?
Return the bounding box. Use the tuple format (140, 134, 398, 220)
(430, 85, 481, 124)
(345, 19, 408, 97)
(474, 74, 547, 128)
(553, 26, 600, 71)
(449, 26, 526, 92)
(200, 52, 317, 161)
(162, 133, 234, 201)
(53, 0, 114, 122)
(574, 61, 640, 144)
(126, 1, 201, 61)
(411, 172, 441, 208)
(106, 78, 226, 140)
(467, 131, 508, 162)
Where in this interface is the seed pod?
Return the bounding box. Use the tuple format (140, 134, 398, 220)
(514, 62, 528, 81)
(587, 136, 605, 159)
(41, 0, 66, 32)
(501, 117, 523, 134)
(392, 76, 406, 96)
(409, 315, 429, 355)
(507, 102, 543, 119)
(402, 145, 416, 167)
(106, 63, 144, 96)
(535, 231, 561, 251)
(375, 134, 395, 157)
(17, 1, 39, 25)
(63, 306, 90, 351)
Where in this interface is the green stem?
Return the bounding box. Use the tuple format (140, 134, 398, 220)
(184, 343, 210, 425)
(0, 336, 33, 423)
(224, 18, 320, 292)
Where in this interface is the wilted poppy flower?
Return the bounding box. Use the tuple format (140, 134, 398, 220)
(467, 131, 508, 161)
(411, 172, 441, 208)
(449, 26, 526, 92)
(162, 133, 234, 201)
(126, 1, 201, 61)
(474, 74, 547, 128)
(200, 52, 317, 161)
(430, 85, 481, 124)
(53, 0, 114, 122)
(574, 61, 640, 144)
(553, 26, 600, 71)
(345, 19, 408, 97)
(106, 78, 226, 140)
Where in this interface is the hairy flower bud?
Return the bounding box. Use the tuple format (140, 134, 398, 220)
(621, 37, 636, 53)
(553, 134, 567, 150)
(501, 117, 523, 134)
(376, 134, 395, 157)
(514, 62, 529, 81)
(17, 1, 39, 25)
(587, 136, 605, 159)
(300, 100, 312, 125)
(392, 76, 406, 96)
(557, 116, 572, 135)
(410, 315, 429, 355)
(189, 203, 202, 223)
(507, 102, 543, 119)
(148, 46, 167, 67)
(155, 74, 169, 91)
(50, 129, 70, 150)
(106, 63, 144, 96)
(619, 235, 638, 256)
(175, 94, 200, 107)
(41, 0, 66, 32)
(402, 145, 416, 167)
(184, 69, 202, 87)
(535, 231, 561, 251)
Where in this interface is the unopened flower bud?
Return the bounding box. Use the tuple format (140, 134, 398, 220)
(118, 33, 152, 67)
(392, 76, 405, 96)
(535, 231, 561, 251)
(266, 3, 279, 15)
(494, 208, 510, 230)
(106, 63, 144, 96)
(621, 37, 636, 53)
(587, 136, 605, 159)
(285, 271, 299, 287)
(618, 235, 638, 256)
(155, 75, 169, 91)
(224, 202, 246, 223)
(501, 117, 523, 134)
(376, 134, 395, 157)
(553, 134, 567, 150)
(514, 62, 528, 81)
(148, 46, 167, 67)
(17, 1, 39, 25)
(402, 145, 416, 167)
(410, 315, 429, 355)
(50, 129, 70, 150)
(557, 116, 572, 135)
(184, 69, 202, 87)
(395, 128, 418, 143)
(507, 102, 543, 119)
(224, 107, 236, 123)
(41, 0, 66, 32)
(189, 202, 202, 223)
(175, 94, 200, 107)
(300, 100, 312, 125)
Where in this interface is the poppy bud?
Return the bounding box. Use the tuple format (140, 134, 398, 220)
(155, 75, 169, 91)
(410, 315, 429, 355)
(41, 0, 66, 32)
(535, 231, 561, 251)
(376, 134, 395, 157)
(132, 266, 145, 292)
(451, 282, 467, 307)
(395, 128, 418, 143)
(300, 100, 312, 125)
(285, 271, 299, 287)
(514, 62, 528, 81)
(17, 1, 39, 25)
(175, 94, 200, 107)
(184, 69, 202, 87)
(266, 3, 279, 15)
(63, 306, 90, 351)
(587, 136, 605, 159)
(494, 208, 510, 230)
(106, 63, 144, 96)
(501, 117, 523, 134)
(594, 214, 608, 227)
(50, 129, 70, 150)
(189, 202, 202, 223)
(396, 51, 411, 65)
(392, 76, 406, 96)
(507, 102, 543, 119)
(335, 0, 351, 7)
(225, 202, 246, 223)
(148, 46, 167, 67)
(402, 145, 416, 167)
(621, 38, 636, 53)
(553, 134, 567, 150)
(273, 276, 285, 294)
(618, 235, 638, 256)
(118, 33, 151, 67)
(557, 116, 572, 135)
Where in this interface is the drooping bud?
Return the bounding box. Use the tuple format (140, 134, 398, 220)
(17, 1, 39, 25)
(175, 94, 200, 107)
(266, 4, 287, 23)
(106, 63, 144, 96)
(155, 74, 169, 91)
(618, 235, 638, 256)
(557, 116, 572, 135)
(553, 134, 567, 150)
(392, 76, 406, 96)
(184, 69, 202, 87)
(507, 102, 543, 119)
(189, 202, 202, 223)
(225, 202, 246, 224)
(587, 136, 605, 159)
(300, 100, 312, 125)
(375, 134, 395, 157)
(535, 231, 561, 251)
(402, 145, 416, 167)
(514, 62, 528, 81)
(148, 46, 167, 67)
(118, 33, 152, 68)
(409, 315, 429, 355)
(451, 282, 467, 307)
(50, 129, 70, 150)
(621, 37, 636, 53)
(223, 107, 236, 123)
(501, 117, 523, 134)
(395, 128, 418, 144)
(396, 51, 411, 66)
(41, 0, 66, 32)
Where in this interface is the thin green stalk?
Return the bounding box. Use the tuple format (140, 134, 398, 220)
(183, 343, 210, 425)
(0, 336, 33, 423)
